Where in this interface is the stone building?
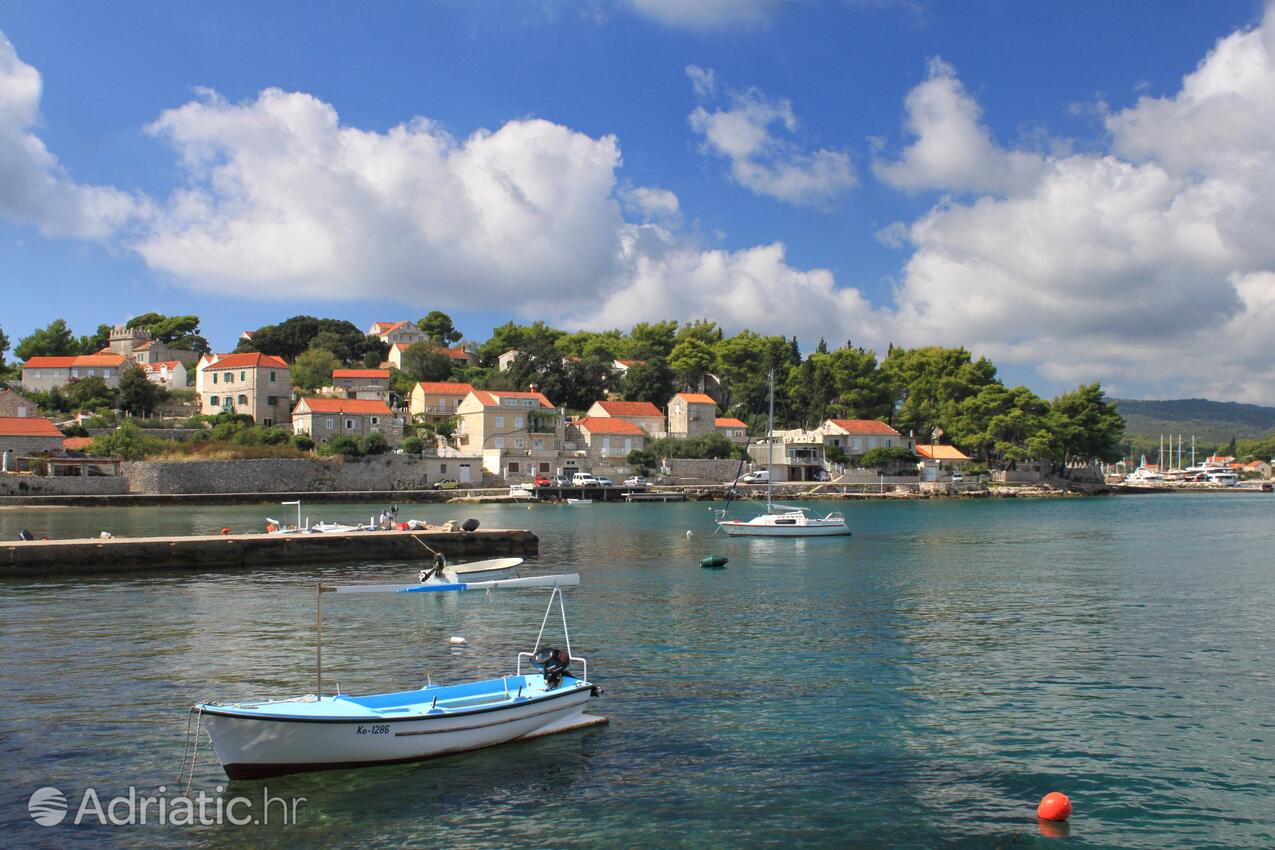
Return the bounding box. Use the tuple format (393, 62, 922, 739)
(0, 416, 65, 457)
(197, 353, 292, 425)
(292, 398, 403, 446)
(0, 389, 39, 418)
(584, 400, 665, 436)
(666, 392, 717, 439)
(409, 381, 475, 418)
(20, 354, 130, 392)
(330, 369, 391, 400)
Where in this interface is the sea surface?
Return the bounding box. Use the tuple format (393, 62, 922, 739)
(0, 494, 1272, 848)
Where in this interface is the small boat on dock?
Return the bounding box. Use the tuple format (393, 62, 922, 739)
(191, 573, 600, 779)
(566, 498, 592, 505)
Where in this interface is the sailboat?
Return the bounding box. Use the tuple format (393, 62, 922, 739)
(715, 370, 851, 538)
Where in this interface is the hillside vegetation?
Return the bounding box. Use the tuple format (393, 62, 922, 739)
(1114, 398, 1275, 446)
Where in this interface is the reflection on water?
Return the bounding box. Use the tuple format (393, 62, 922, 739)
(1, 495, 1273, 848)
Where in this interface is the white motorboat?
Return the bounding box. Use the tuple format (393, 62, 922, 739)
(566, 498, 592, 505)
(716, 370, 851, 538)
(420, 557, 523, 584)
(190, 573, 600, 779)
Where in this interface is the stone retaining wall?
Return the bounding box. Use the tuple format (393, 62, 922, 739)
(117, 455, 482, 495)
(0, 475, 130, 497)
(664, 458, 749, 484)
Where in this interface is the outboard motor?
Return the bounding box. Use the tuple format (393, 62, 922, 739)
(461, 518, 480, 532)
(419, 552, 447, 583)
(531, 647, 572, 689)
(18, 528, 34, 541)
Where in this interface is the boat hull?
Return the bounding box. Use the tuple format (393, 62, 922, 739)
(718, 520, 851, 537)
(200, 684, 595, 779)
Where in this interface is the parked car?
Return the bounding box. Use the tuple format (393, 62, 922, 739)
(550, 474, 570, 486)
(950, 473, 964, 483)
(571, 472, 600, 486)
(533, 475, 551, 487)
(739, 470, 770, 484)
(595, 476, 614, 487)
(623, 476, 648, 487)
(432, 478, 461, 490)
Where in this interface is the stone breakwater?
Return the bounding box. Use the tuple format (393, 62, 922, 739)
(1, 527, 539, 578)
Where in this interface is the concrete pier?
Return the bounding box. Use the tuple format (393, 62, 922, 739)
(1, 528, 539, 578)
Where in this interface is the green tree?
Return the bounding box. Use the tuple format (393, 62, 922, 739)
(668, 337, 716, 391)
(291, 434, 316, 452)
(401, 435, 424, 455)
(882, 346, 999, 436)
(87, 422, 164, 460)
(625, 320, 679, 360)
(292, 348, 341, 391)
(240, 316, 384, 364)
(65, 376, 117, 412)
(14, 319, 78, 360)
(359, 433, 389, 455)
(118, 364, 164, 416)
(126, 313, 211, 353)
(476, 321, 564, 367)
(416, 311, 463, 346)
(858, 446, 918, 473)
(400, 343, 454, 382)
(1032, 383, 1125, 469)
(319, 435, 362, 458)
(76, 324, 112, 354)
(621, 358, 676, 406)
(0, 323, 8, 363)
(627, 448, 658, 474)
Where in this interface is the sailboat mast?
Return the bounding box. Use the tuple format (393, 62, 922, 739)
(767, 368, 775, 511)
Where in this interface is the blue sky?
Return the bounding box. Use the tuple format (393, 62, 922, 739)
(2, 1, 1274, 402)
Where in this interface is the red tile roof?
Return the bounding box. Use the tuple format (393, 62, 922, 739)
(594, 400, 662, 418)
(63, 436, 94, 450)
(827, 419, 901, 436)
(915, 444, 971, 461)
(673, 392, 716, 405)
(332, 369, 390, 379)
(296, 398, 393, 415)
(576, 416, 644, 435)
(142, 360, 184, 372)
(613, 359, 644, 367)
(372, 321, 411, 335)
(23, 354, 128, 369)
(415, 381, 475, 395)
(435, 346, 472, 360)
(0, 416, 62, 437)
(715, 417, 747, 428)
(471, 391, 554, 409)
(201, 353, 289, 370)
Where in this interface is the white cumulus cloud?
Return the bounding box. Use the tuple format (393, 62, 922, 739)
(0, 33, 146, 240)
(688, 67, 857, 207)
(879, 6, 1275, 401)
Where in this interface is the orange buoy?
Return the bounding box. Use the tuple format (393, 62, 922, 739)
(1037, 791, 1072, 822)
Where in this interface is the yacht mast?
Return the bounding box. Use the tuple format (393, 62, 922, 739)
(767, 368, 775, 512)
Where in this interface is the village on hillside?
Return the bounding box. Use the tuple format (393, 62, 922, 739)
(3, 311, 1261, 494)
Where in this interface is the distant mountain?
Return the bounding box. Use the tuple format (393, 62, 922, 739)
(1114, 398, 1275, 445)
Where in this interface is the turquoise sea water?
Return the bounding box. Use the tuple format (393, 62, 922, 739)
(1, 494, 1272, 848)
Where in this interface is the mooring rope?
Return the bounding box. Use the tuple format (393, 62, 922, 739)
(177, 705, 204, 794)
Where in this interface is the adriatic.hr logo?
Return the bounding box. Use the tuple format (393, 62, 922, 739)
(28, 786, 69, 826)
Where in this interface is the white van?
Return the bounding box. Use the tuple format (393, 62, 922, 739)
(571, 472, 599, 486)
(739, 470, 770, 484)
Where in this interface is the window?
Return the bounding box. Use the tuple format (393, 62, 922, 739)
(240, 371, 246, 381)
(508, 462, 520, 473)
(326, 418, 334, 429)
(267, 396, 277, 406)
(494, 437, 505, 448)
(370, 416, 379, 425)
(539, 462, 550, 472)
(515, 437, 525, 448)
(237, 395, 248, 406)
(210, 395, 220, 407)
(345, 419, 355, 430)
(533, 438, 543, 449)
(514, 416, 524, 428)
(495, 415, 505, 428)
(270, 371, 277, 382)
(263, 418, 273, 427)
(212, 373, 218, 384)
(867, 437, 877, 449)
(440, 464, 447, 473)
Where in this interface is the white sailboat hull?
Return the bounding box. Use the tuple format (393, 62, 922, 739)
(200, 681, 595, 779)
(718, 515, 852, 537)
